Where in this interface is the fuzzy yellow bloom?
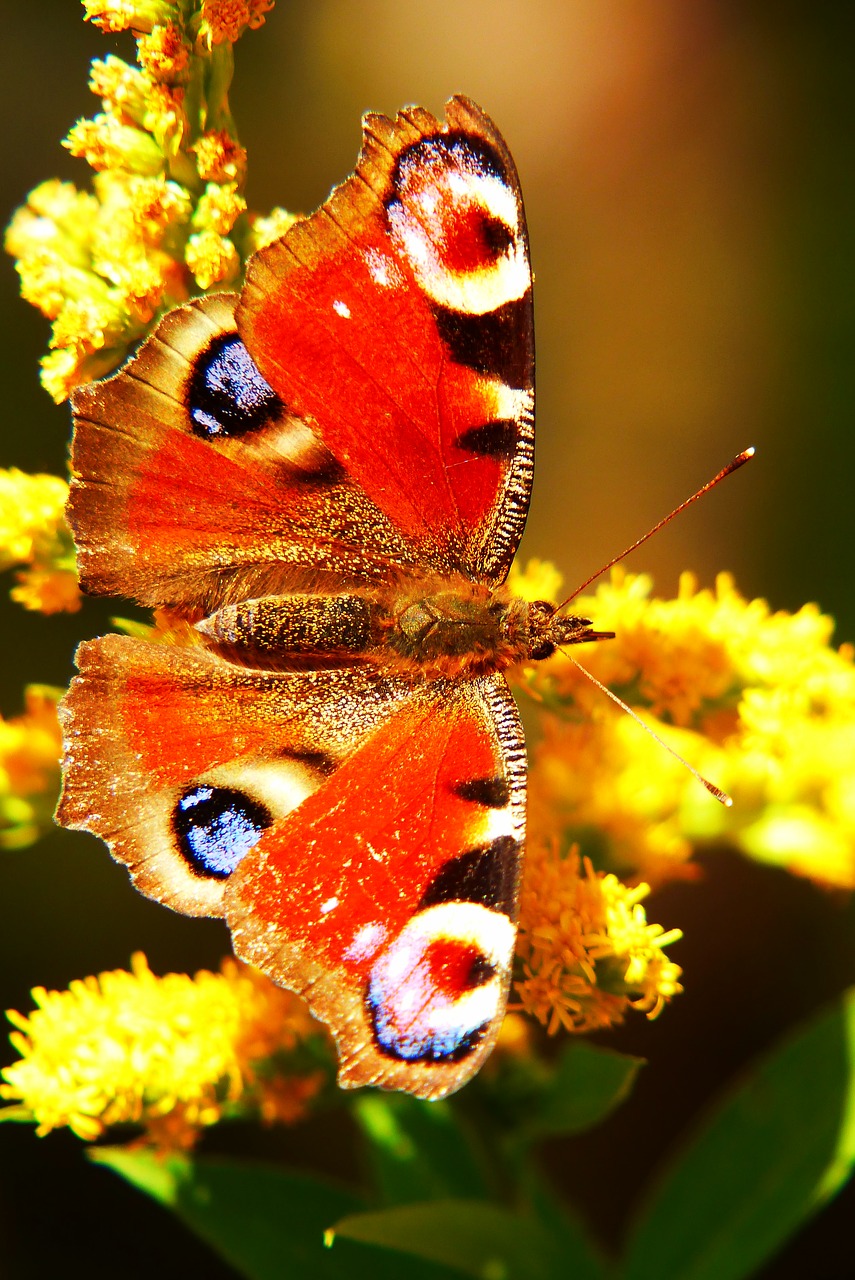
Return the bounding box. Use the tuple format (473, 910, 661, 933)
(198, 0, 275, 47)
(514, 563, 855, 890)
(192, 181, 247, 236)
(191, 130, 247, 183)
(0, 469, 80, 614)
(185, 227, 240, 288)
(7, 3, 285, 401)
(0, 687, 63, 851)
(82, 1, 176, 34)
(1, 954, 326, 1147)
(515, 845, 682, 1034)
(137, 20, 190, 79)
(248, 206, 301, 251)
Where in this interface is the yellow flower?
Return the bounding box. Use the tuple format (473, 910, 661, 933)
(507, 556, 566, 605)
(197, 0, 275, 47)
(191, 130, 247, 183)
(1, 954, 327, 1147)
(0, 469, 80, 615)
(0, 686, 63, 851)
(517, 564, 855, 889)
(7, 2, 287, 401)
(514, 844, 682, 1035)
(192, 181, 246, 236)
(185, 227, 240, 288)
(0, 470, 67, 566)
(65, 115, 165, 176)
(248, 206, 301, 251)
(82, 1, 177, 34)
(137, 20, 191, 79)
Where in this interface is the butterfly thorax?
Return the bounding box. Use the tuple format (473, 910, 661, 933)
(196, 575, 607, 679)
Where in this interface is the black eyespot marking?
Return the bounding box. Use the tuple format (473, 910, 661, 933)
(454, 776, 511, 808)
(420, 837, 519, 916)
(390, 132, 506, 198)
(479, 213, 515, 259)
(467, 954, 498, 988)
(285, 749, 338, 777)
(433, 299, 533, 388)
(292, 453, 348, 486)
(188, 334, 282, 439)
(454, 420, 517, 459)
(173, 784, 272, 879)
(530, 640, 556, 661)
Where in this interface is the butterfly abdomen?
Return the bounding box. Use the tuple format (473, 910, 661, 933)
(196, 593, 373, 668)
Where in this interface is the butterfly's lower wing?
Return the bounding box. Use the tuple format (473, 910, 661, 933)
(57, 634, 417, 917)
(238, 94, 535, 583)
(226, 672, 526, 1099)
(59, 635, 525, 1099)
(68, 295, 415, 614)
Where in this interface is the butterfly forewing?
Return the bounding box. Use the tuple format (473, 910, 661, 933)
(239, 96, 534, 582)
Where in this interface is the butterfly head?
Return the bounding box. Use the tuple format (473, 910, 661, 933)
(525, 599, 615, 662)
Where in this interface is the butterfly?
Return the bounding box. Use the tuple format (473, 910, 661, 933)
(57, 96, 607, 1100)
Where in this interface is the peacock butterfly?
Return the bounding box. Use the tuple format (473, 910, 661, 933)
(56, 97, 609, 1099)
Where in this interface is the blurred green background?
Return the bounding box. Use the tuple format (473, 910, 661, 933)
(1, 2, 854, 1276)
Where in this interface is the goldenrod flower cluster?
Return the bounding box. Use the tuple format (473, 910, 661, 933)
(511, 563, 855, 891)
(0, 686, 63, 851)
(6, 0, 292, 402)
(0, 469, 79, 614)
(515, 845, 682, 1034)
(1, 953, 327, 1148)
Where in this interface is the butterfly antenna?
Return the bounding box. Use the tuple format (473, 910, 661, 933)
(556, 447, 755, 612)
(563, 653, 732, 805)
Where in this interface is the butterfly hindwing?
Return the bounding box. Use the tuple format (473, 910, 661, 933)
(226, 672, 525, 1098)
(58, 634, 525, 1099)
(57, 633, 416, 917)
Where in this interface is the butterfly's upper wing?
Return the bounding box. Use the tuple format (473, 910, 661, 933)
(240, 95, 534, 583)
(58, 635, 525, 1099)
(68, 294, 417, 614)
(67, 97, 534, 615)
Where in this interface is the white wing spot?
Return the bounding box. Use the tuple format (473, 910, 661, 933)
(333, 299, 351, 319)
(344, 921, 388, 963)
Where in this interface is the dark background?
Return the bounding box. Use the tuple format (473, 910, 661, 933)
(1, 3, 854, 1276)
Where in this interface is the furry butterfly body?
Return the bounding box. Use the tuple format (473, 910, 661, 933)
(58, 97, 600, 1099)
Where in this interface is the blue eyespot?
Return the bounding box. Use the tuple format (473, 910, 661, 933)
(188, 335, 281, 438)
(173, 784, 272, 879)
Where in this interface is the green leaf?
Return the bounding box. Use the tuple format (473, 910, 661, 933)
(521, 1042, 643, 1142)
(353, 1093, 491, 1205)
(623, 987, 855, 1280)
(513, 1161, 610, 1280)
(332, 1198, 606, 1280)
(91, 1147, 452, 1280)
(481, 1041, 642, 1146)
